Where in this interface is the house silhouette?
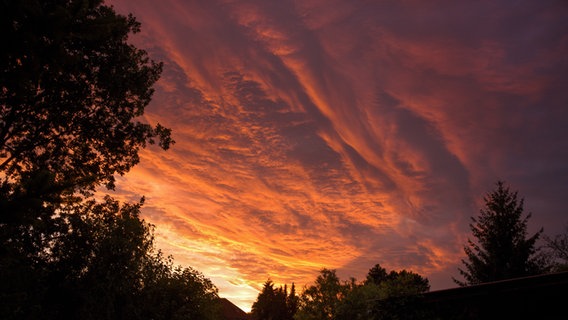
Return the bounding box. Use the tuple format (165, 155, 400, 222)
(219, 298, 250, 320)
(418, 271, 568, 319)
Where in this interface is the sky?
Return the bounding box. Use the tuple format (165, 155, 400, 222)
(108, 0, 568, 312)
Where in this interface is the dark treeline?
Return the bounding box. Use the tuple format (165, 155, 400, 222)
(1, 194, 220, 319)
(250, 181, 568, 319)
(249, 264, 437, 320)
(2, 1, 568, 320)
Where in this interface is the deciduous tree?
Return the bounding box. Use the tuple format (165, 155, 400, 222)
(336, 264, 430, 320)
(295, 269, 350, 320)
(1, 196, 220, 319)
(0, 2, 225, 319)
(0, 0, 172, 195)
(543, 223, 568, 272)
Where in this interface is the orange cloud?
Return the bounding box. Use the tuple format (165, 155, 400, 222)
(108, 0, 568, 312)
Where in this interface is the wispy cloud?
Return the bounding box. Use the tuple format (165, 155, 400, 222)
(108, 0, 568, 311)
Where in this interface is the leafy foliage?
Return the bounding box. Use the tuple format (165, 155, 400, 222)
(365, 264, 430, 297)
(1, 195, 220, 320)
(295, 266, 429, 320)
(0, 0, 173, 193)
(335, 280, 380, 320)
(295, 269, 350, 320)
(337, 264, 430, 320)
(455, 181, 547, 286)
(0, 1, 222, 319)
(137, 259, 220, 320)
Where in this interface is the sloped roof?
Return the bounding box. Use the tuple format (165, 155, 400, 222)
(219, 298, 250, 320)
(421, 271, 568, 319)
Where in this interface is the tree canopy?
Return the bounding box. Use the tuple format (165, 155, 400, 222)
(295, 269, 349, 320)
(0, 1, 225, 319)
(1, 196, 220, 319)
(0, 0, 173, 194)
(365, 264, 430, 297)
(336, 264, 430, 320)
(294, 266, 430, 320)
(251, 280, 297, 320)
(455, 181, 547, 286)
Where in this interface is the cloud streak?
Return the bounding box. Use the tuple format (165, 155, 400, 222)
(108, 0, 568, 311)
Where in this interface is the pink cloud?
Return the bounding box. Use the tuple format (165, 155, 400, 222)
(108, 0, 568, 311)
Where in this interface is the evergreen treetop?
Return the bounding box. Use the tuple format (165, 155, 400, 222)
(455, 181, 546, 286)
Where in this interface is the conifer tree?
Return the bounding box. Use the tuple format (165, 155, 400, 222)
(251, 279, 296, 320)
(455, 181, 546, 286)
(287, 283, 299, 318)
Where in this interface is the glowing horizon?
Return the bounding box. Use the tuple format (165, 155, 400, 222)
(108, 0, 568, 312)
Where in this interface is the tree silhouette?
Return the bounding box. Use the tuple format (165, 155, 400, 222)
(543, 223, 568, 272)
(336, 264, 430, 320)
(287, 283, 299, 318)
(1, 0, 174, 266)
(0, 0, 172, 194)
(1, 195, 220, 319)
(251, 279, 296, 320)
(365, 264, 429, 296)
(455, 181, 546, 286)
(0, 2, 226, 319)
(365, 264, 389, 285)
(295, 269, 350, 320)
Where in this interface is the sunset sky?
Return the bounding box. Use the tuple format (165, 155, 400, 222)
(108, 0, 567, 311)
